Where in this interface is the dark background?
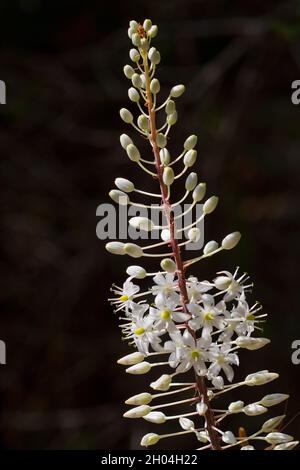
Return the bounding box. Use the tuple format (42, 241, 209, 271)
(0, 0, 300, 450)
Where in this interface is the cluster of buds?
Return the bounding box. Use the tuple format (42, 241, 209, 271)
(104, 19, 297, 450)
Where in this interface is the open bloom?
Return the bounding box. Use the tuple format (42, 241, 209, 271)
(149, 295, 189, 332)
(188, 294, 226, 338)
(152, 273, 180, 305)
(186, 276, 213, 302)
(109, 278, 140, 312)
(213, 267, 252, 301)
(208, 343, 239, 382)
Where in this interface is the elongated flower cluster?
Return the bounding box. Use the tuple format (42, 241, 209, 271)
(105, 19, 297, 450)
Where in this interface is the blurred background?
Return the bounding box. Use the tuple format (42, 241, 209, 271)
(0, 0, 300, 450)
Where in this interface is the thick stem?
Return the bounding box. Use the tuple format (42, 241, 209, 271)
(142, 50, 221, 450)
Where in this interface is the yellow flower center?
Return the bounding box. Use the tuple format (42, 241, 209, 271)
(160, 309, 171, 320)
(246, 314, 255, 321)
(119, 295, 129, 301)
(191, 349, 200, 360)
(134, 327, 145, 336)
(204, 311, 214, 321)
(217, 355, 225, 365)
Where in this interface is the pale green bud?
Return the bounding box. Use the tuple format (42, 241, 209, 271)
(123, 405, 151, 419)
(123, 64, 135, 79)
(129, 216, 154, 231)
(196, 402, 208, 416)
(150, 78, 160, 94)
(140, 37, 149, 51)
(221, 231, 241, 250)
(143, 19, 152, 31)
(126, 143, 140, 162)
(203, 196, 219, 214)
(265, 433, 293, 445)
(132, 73, 142, 88)
(137, 114, 150, 131)
(166, 100, 176, 114)
(148, 47, 161, 65)
(126, 265, 147, 279)
(222, 431, 236, 444)
(203, 240, 218, 255)
(228, 400, 244, 413)
(129, 48, 140, 62)
(163, 166, 174, 186)
(124, 243, 143, 258)
(120, 108, 133, 123)
(105, 242, 125, 255)
(120, 133, 133, 149)
(128, 87, 140, 102)
(170, 84, 185, 98)
(117, 352, 145, 365)
(150, 374, 172, 391)
(245, 370, 279, 386)
(183, 149, 197, 167)
(179, 417, 195, 430)
(160, 258, 177, 273)
(184, 134, 198, 150)
(144, 411, 166, 424)
(167, 111, 178, 126)
(148, 25, 158, 38)
(260, 394, 289, 407)
(235, 336, 270, 350)
(156, 133, 167, 148)
(140, 433, 160, 447)
(126, 361, 151, 374)
(129, 20, 138, 29)
(188, 228, 201, 243)
(274, 441, 299, 450)
(243, 404, 267, 416)
(125, 392, 153, 406)
(185, 172, 198, 191)
(160, 148, 170, 165)
(262, 415, 285, 432)
(192, 183, 206, 202)
(109, 189, 129, 205)
(132, 33, 141, 47)
(115, 177, 134, 193)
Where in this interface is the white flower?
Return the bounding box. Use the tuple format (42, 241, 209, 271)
(208, 343, 239, 382)
(186, 276, 213, 302)
(168, 329, 211, 376)
(109, 278, 140, 312)
(152, 273, 180, 304)
(149, 295, 189, 332)
(188, 294, 226, 338)
(214, 267, 252, 301)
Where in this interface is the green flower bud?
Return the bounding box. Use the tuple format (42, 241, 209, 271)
(109, 190, 129, 206)
(123, 64, 135, 79)
(120, 133, 133, 149)
(148, 47, 161, 65)
(167, 111, 178, 126)
(143, 19, 152, 31)
(126, 265, 147, 279)
(129, 48, 140, 62)
(156, 133, 167, 148)
(203, 196, 219, 214)
(163, 167, 174, 186)
(129, 20, 138, 29)
(126, 143, 140, 162)
(150, 78, 160, 94)
(120, 108, 133, 123)
(124, 243, 143, 258)
(185, 172, 198, 191)
(160, 258, 177, 273)
(166, 100, 176, 114)
(148, 25, 158, 38)
(140, 38, 149, 51)
(137, 114, 150, 132)
(183, 149, 197, 167)
(132, 73, 142, 88)
(132, 33, 141, 47)
(170, 84, 185, 98)
(184, 134, 198, 150)
(125, 392, 153, 406)
(203, 240, 218, 255)
(221, 231, 241, 250)
(105, 242, 125, 255)
(128, 87, 140, 102)
(192, 183, 206, 202)
(115, 177, 135, 193)
(160, 148, 170, 165)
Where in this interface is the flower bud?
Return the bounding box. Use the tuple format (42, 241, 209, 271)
(260, 394, 289, 407)
(128, 87, 140, 102)
(117, 352, 145, 365)
(203, 240, 219, 255)
(166, 100, 176, 114)
(188, 228, 201, 243)
(126, 265, 147, 279)
(109, 190, 129, 205)
(156, 133, 167, 148)
(143, 19, 152, 31)
(123, 405, 151, 419)
(137, 114, 150, 132)
(150, 374, 172, 391)
(123, 65, 135, 80)
(160, 258, 177, 273)
(262, 415, 286, 432)
(167, 111, 178, 126)
(184, 135, 198, 150)
(120, 108, 133, 123)
(129, 216, 154, 231)
(163, 167, 174, 186)
(126, 361, 151, 374)
(196, 402, 208, 416)
(148, 25, 158, 38)
(132, 33, 141, 47)
(265, 432, 293, 445)
(185, 172, 198, 191)
(203, 196, 219, 214)
(140, 38, 149, 51)
(235, 336, 270, 350)
(132, 73, 142, 88)
(161, 229, 171, 241)
(120, 133, 133, 149)
(243, 403, 267, 416)
(184, 149, 197, 167)
(144, 411, 166, 424)
(150, 78, 160, 94)
(222, 231, 241, 250)
(222, 431, 236, 444)
(179, 417, 195, 430)
(126, 143, 140, 162)
(125, 392, 153, 406)
(170, 84, 185, 98)
(148, 47, 160, 65)
(141, 433, 160, 447)
(115, 177, 135, 193)
(196, 431, 210, 443)
(192, 183, 206, 202)
(214, 275, 231, 290)
(160, 148, 170, 165)
(241, 445, 255, 450)
(129, 48, 140, 62)
(245, 370, 279, 386)
(228, 400, 244, 413)
(274, 441, 299, 450)
(124, 243, 143, 258)
(129, 20, 138, 29)
(105, 242, 125, 255)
